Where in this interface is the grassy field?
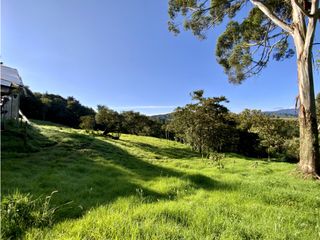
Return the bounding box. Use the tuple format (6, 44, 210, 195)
(2, 121, 320, 239)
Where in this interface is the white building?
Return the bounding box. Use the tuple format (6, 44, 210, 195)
(1, 64, 24, 120)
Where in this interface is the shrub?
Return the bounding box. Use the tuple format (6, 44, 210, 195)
(1, 190, 59, 239)
(79, 115, 95, 132)
(283, 137, 299, 162)
(208, 152, 226, 169)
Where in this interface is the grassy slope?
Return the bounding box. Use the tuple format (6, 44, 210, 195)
(2, 121, 320, 240)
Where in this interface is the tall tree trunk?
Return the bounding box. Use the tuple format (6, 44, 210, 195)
(250, 0, 319, 175)
(293, 22, 320, 175)
(296, 51, 320, 175)
(292, 1, 319, 176)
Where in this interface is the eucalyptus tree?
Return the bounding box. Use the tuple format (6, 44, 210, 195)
(168, 0, 320, 175)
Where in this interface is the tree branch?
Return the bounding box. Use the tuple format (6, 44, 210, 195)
(249, 0, 294, 34)
(293, 0, 312, 17)
(245, 36, 288, 77)
(293, 0, 320, 18)
(304, 0, 319, 52)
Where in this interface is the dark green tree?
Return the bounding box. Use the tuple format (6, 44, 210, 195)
(95, 105, 122, 135)
(20, 87, 44, 120)
(167, 90, 237, 156)
(21, 89, 95, 128)
(236, 109, 299, 159)
(168, 0, 320, 175)
(121, 111, 165, 137)
(79, 115, 96, 132)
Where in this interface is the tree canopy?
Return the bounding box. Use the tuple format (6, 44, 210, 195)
(167, 90, 238, 155)
(168, 0, 320, 175)
(20, 89, 95, 128)
(168, 0, 318, 83)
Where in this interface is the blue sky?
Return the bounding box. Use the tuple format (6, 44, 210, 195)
(1, 0, 319, 115)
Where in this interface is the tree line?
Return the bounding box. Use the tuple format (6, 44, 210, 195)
(20, 88, 166, 138)
(167, 0, 320, 177)
(21, 87, 304, 162)
(166, 90, 299, 161)
(20, 88, 95, 128)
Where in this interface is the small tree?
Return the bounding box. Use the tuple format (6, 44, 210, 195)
(167, 90, 237, 156)
(79, 115, 95, 132)
(95, 105, 122, 136)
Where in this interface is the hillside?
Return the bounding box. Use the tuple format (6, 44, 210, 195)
(263, 108, 298, 117)
(2, 121, 319, 239)
(151, 109, 299, 121)
(150, 113, 172, 122)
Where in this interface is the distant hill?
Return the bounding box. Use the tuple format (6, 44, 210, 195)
(150, 108, 299, 122)
(150, 113, 172, 122)
(151, 109, 299, 120)
(263, 108, 298, 117)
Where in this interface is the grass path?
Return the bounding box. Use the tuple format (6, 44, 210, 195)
(2, 121, 320, 239)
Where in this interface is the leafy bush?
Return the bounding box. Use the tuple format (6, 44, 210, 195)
(283, 137, 299, 162)
(1, 191, 59, 239)
(79, 115, 95, 132)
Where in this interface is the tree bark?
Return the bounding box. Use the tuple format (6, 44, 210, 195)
(292, 3, 320, 174)
(296, 51, 320, 175)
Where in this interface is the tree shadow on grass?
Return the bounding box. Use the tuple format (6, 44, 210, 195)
(117, 139, 201, 159)
(226, 153, 297, 165)
(2, 124, 236, 226)
(1, 121, 57, 153)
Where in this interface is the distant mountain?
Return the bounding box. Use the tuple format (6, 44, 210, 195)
(150, 108, 298, 121)
(150, 113, 172, 122)
(263, 108, 298, 117)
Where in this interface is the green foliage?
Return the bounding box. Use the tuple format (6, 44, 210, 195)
(1, 191, 58, 239)
(20, 89, 95, 128)
(167, 90, 238, 155)
(122, 111, 165, 137)
(208, 152, 226, 169)
(168, 0, 295, 83)
(236, 109, 299, 159)
(2, 122, 320, 239)
(167, 93, 299, 160)
(283, 137, 299, 162)
(79, 115, 95, 131)
(20, 87, 166, 138)
(95, 105, 122, 134)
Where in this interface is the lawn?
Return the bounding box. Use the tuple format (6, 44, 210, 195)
(2, 121, 320, 239)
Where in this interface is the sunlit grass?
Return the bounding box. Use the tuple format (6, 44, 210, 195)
(2, 121, 320, 239)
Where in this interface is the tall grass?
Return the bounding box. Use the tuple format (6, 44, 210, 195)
(2, 121, 320, 239)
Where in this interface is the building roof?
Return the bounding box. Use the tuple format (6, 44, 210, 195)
(1, 65, 24, 88)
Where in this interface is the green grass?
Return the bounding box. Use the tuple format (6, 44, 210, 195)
(2, 121, 320, 239)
